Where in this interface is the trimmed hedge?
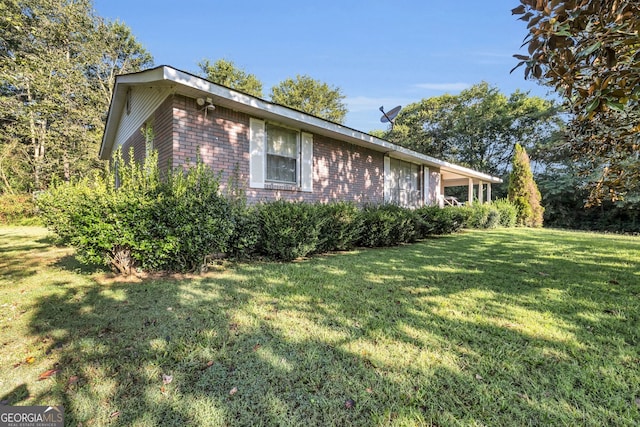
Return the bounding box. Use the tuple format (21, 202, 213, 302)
(156, 161, 233, 272)
(316, 202, 363, 253)
(415, 205, 470, 236)
(226, 202, 260, 259)
(358, 204, 421, 247)
(257, 200, 323, 261)
(37, 148, 518, 272)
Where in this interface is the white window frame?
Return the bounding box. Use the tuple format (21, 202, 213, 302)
(265, 123, 300, 186)
(249, 118, 313, 192)
(385, 156, 423, 207)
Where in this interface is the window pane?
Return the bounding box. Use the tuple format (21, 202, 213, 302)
(267, 125, 297, 157)
(389, 158, 421, 207)
(267, 154, 297, 183)
(266, 124, 298, 184)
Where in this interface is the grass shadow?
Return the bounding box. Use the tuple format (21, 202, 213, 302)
(0, 384, 30, 405)
(53, 254, 105, 275)
(4, 226, 638, 425)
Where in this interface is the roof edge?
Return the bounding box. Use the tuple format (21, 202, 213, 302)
(100, 65, 503, 183)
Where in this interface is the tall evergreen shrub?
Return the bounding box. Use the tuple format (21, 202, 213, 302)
(508, 143, 544, 227)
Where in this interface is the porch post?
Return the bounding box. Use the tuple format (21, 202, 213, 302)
(478, 181, 484, 204)
(468, 178, 474, 206)
(487, 183, 492, 203)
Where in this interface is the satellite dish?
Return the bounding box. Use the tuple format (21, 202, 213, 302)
(379, 105, 401, 127)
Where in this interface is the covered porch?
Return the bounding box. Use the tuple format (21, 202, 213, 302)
(438, 167, 502, 207)
(384, 153, 503, 208)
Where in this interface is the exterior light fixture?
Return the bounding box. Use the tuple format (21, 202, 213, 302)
(196, 97, 216, 117)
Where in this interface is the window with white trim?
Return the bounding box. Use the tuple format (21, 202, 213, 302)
(266, 124, 298, 184)
(249, 118, 313, 191)
(385, 157, 422, 207)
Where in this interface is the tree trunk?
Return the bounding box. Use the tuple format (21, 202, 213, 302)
(0, 142, 16, 194)
(0, 167, 13, 194)
(26, 82, 46, 191)
(27, 82, 40, 190)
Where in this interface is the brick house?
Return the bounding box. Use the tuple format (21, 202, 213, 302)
(100, 66, 501, 207)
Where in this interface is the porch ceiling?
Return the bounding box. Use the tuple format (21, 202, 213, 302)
(441, 170, 498, 187)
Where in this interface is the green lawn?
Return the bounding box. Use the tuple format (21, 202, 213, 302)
(1, 226, 639, 426)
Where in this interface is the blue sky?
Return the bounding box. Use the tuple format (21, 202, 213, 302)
(93, 0, 552, 132)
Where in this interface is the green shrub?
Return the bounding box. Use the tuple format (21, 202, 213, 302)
(358, 204, 420, 247)
(486, 208, 500, 228)
(508, 143, 544, 227)
(414, 205, 440, 237)
(36, 171, 114, 248)
(493, 199, 518, 227)
(316, 202, 363, 253)
(155, 161, 233, 272)
(226, 203, 260, 259)
(465, 204, 500, 229)
(415, 205, 469, 236)
(36, 185, 81, 244)
(257, 200, 323, 261)
(0, 193, 40, 225)
(37, 148, 233, 274)
(37, 168, 144, 273)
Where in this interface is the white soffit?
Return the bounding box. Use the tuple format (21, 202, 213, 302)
(101, 66, 503, 183)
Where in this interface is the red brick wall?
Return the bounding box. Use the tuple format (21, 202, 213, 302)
(312, 135, 384, 204)
(154, 96, 174, 174)
(171, 95, 250, 194)
(140, 94, 386, 205)
(243, 134, 384, 204)
(120, 126, 145, 164)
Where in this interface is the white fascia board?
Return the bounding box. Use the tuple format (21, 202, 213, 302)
(441, 164, 503, 183)
(100, 83, 126, 159)
(118, 66, 167, 85)
(384, 145, 503, 183)
(102, 66, 502, 184)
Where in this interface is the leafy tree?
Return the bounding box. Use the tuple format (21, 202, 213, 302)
(198, 58, 263, 98)
(270, 75, 348, 124)
(89, 20, 154, 107)
(508, 143, 544, 227)
(536, 144, 640, 232)
(525, 121, 640, 232)
(0, 0, 152, 193)
(382, 83, 562, 179)
(512, 0, 640, 205)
